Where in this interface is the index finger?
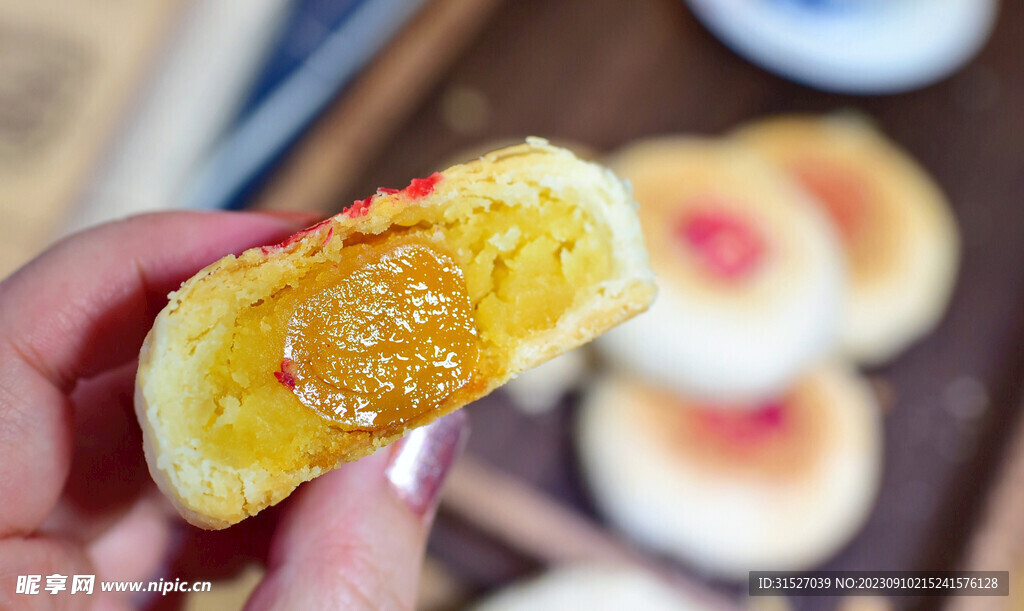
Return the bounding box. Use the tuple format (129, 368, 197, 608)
(0, 211, 312, 535)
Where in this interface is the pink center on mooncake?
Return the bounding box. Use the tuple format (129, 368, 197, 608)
(676, 205, 766, 279)
(694, 402, 788, 446)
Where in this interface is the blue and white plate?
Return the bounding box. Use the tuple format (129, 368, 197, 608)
(685, 0, 999, 93)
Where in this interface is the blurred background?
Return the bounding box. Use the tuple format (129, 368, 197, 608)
(2, 0, 1023, 609)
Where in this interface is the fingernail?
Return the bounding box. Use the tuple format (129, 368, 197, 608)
(385, 411, 469, 518)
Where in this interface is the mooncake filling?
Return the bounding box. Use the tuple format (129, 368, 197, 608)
(186, 195, 614, 472)
(271, 239, 479, 429)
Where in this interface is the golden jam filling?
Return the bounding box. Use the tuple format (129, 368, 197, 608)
(273, 239, 479, 429)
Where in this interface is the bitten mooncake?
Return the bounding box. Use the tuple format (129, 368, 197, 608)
(135, 139, 656, 529)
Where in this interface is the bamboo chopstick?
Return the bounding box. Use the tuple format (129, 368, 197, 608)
(441, 457, 740, 610)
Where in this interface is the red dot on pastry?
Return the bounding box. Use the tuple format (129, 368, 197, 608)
(403, 172, 442, 199)
(347, 196, 374, 218)
(676, 204, 765, 279)
(694, 401, 788, 445)
(262, 219, 333, 252)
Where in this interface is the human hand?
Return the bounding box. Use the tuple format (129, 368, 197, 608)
(0, 212, 467, 610)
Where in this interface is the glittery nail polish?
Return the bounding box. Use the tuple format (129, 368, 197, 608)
(385, 411, 469, 517)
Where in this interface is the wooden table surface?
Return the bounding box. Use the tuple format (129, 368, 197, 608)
(308, 0, 1024, 607)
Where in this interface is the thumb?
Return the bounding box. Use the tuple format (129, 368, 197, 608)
(246, 412, 468, 611)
